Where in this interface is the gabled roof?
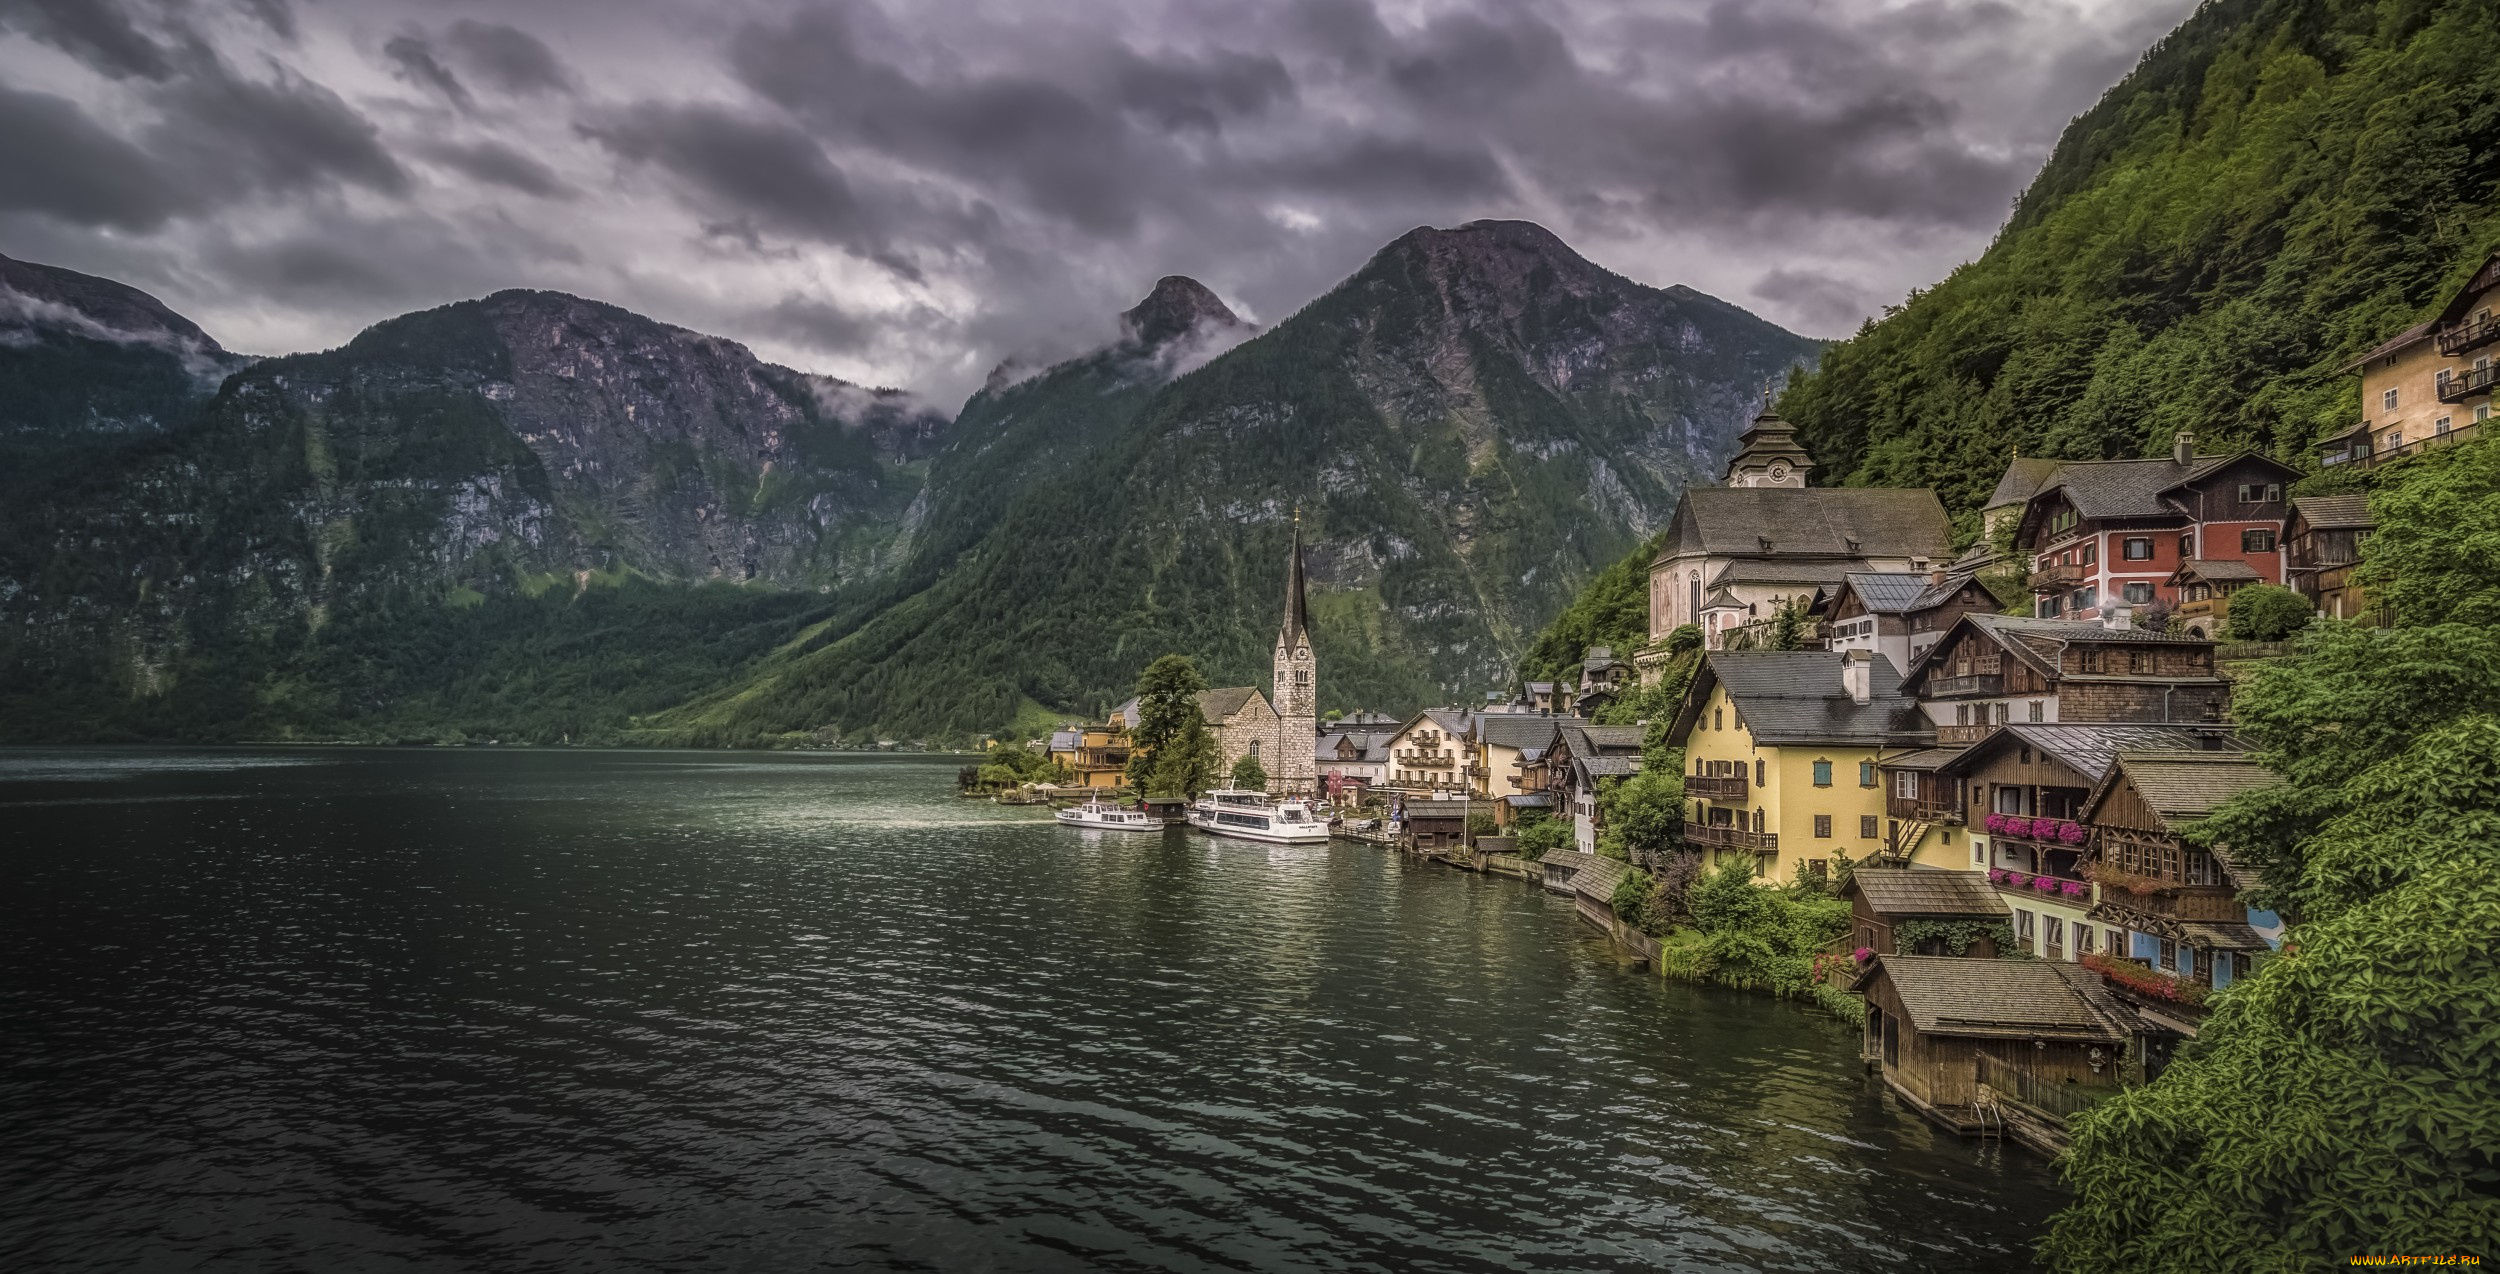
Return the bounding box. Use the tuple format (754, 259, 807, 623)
(2084, 751, 2283, 832)
(1541, 850, 1635, 904)
(1937, 724, 2239, 785)
(1572, 755, 1642, 786)
(2289, 494, 2374, 533)
(1901, 612, 2216, 690)
(1553, 723, 1645, 760)
(2342, 319, 2437, 372)
(2339, 253, 2500, 372)
(1835, 572, 1932, 615)
(1048, 729, 1083, 751)
(1472, 712, 1583, 749)
(1198, 687, 1264, 722)
(1391, 708, 1471, 744)
(1670, 651, 1930, 747)
(1987, 457, 2064, 510)
(2168, 558, 2262, 585)
(1854, 956, 2133, 1042)
(1846, 868, 2011, 918)
(1875, 746, 1964, 772)
(1654, 486, 1952, 565)
(2021, 451, 2297, 529)
(1708, 559, 1861, 588)
(1316, 728, 1395, 762)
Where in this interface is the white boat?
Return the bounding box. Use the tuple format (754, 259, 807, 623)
(1054, 798, 1164, 831)
(1185, 789, 1332, 844)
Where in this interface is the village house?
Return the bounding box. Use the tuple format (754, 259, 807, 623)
(2163, 559, 2262, 639)
(1854, 955, 2138, 1153)
(1467, 711, 1582, 826)
(2282, 494, 2379, 623)
(1574, 649, 1631, 714)
(1843, 868, 2009, 958)
(1868, 744, 1975, 869)
(2006, 438, 2299, 622)
(1044, 718, 1133, 788)
(1314, 722, 1395, 798)
(1821, 566, 2003, 674)
(2079, 751, 2284, 1009)
(2319, 249, 2499, 467)
(1900, 613, 2229, 747)
(1382, 709, 1472, 795)
(1935, 724, 2236, 961)
(1540, 723, 1645, 855)
(1668, 649, 1931, 885)
(1647, 406, 1954, 656)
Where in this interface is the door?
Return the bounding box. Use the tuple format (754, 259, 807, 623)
(1883, 1014, 1899, 1068)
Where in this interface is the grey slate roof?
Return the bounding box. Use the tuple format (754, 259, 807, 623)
(1906, 612, 2219, 689)
(2342, 319, 2436, 372)
(1838, 572, 1933, 614)
(2034, 456, 2214, 520)
(1573, 756, 1642, 784)
(1708, 559, 1860, 588)
(1987, 457, 2064, 510)
(2092, 752, 2283, 832)
(1847, 868, 2010, 918)
(1676, 650, 1930, 747)
(1858, 956, 2132, 1042)
(1049, 729, 1083, 751)
(1940, 725, 2240, 786)
(1198, 687, 1263, 722)
(2290, 494, 2374, 531)
(1317, 728, 1395, 763)
(1473, 712, 1583, 749)
(1545, 850, 1634, 904)
(1877, 746, 1965, 771)
(2173, 558, 2262, 584)
(1655, 487, 1952, 564)
(1555, 724, 1645, 758)
(2178, 921, 2273, 952)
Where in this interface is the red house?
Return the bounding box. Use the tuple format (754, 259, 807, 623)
(2008, 436, 2299, 622)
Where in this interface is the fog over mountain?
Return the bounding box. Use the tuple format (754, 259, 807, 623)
(1, 0, 2192, 405)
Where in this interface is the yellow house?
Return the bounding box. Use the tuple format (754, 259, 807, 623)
(2323, 250, 2500, 467)
(1044, 719, 1133, 788)
(1666, 650, 1934, 885)
(1466, 711, 1581, 826)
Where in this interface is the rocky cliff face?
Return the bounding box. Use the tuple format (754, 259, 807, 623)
(655, 220, 1822, 741)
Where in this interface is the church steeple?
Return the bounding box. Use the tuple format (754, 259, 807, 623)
(1271, 509, 1317, 796)
(1723, 385, 1814, 488)
(1280, 509, 1311, 651)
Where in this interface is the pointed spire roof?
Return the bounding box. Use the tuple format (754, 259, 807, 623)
(1723, 397, 1816, 487)
(1280, 510, 1311, 649)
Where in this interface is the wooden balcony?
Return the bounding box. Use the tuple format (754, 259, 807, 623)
(2032, 561, 2088, 590)
(1683, 821, 1778, 851)
(1936, 723, 1993, 745)
(2095, 886, 2244, 923)
(1887, 794, 1964, 824)
(1687, 774, 1751, 800)
(2436, 363, 2497, 404)
(2438, 314, 2500, 357)
(2326, 417, 2483, 469)
(1925, 672, 2004, 697)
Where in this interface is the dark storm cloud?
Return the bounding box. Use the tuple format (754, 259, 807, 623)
(444, 20, 571, 96)
(0, 0, 2201, 397)
(383, 33, 471, 109)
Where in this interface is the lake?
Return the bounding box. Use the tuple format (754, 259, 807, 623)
(0, 749, 2063, 1271)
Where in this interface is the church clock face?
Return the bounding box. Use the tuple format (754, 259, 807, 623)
(1768, 463, 1789, 482)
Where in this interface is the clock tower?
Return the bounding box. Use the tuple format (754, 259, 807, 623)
(1723, 392, 1814, 489)
(1271, 512, 1317, 797)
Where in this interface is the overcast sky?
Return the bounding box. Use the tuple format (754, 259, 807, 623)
(1, 0, 2196, 407)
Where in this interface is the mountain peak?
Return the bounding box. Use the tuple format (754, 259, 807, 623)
(1119, 276, 1245, 348)
(0, 253, 223, 352)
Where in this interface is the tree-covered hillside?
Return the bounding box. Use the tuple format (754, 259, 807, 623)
(1781, 0, 2500, 528)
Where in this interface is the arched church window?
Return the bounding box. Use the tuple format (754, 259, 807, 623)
(1295, 670, 1308, 685)
(1689, 572, 1701, 621)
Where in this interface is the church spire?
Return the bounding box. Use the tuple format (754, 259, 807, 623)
(1281, 507, 1310, 649)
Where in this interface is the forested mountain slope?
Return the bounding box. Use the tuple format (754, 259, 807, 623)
(653, 220, 1819, 742)
(1780, 0, 2500, 526)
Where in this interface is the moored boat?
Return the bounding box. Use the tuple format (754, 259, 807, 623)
(1054, 798, 1164, 831)
(1185, 789, 1331, 844)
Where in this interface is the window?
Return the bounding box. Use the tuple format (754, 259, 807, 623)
(2479, 405, 2493, 423)
(1971, 835, 1983, 865)
(2158, 938, 2178, 971)
(1814, 814, 1832, 838)
(1993, 702, 2010, 725)
(2081, 541, 2097, 566)
(1955, 704, 1971, 726)
(2242, 529, 2277, 553)
(2028, 700, 2045, 723)
(2231, 951, 2252, 981)
(1895, 771, 1918, 799)
(2383, 387, 2399, 412)
(2017, 910, 2036, 947)
(2045, 917, 2065, 958)
(1295, 670, 1308, 684)
(2077, 926, 2095, 957)
(1859, 760, 1876, 787)
(2236, 483, 2282, 504)
(1248, 739, 1260, 758)
(1754, 758, 1765, 787)
(2124, 581, 2155, 605)
(2108, 927, 2126, 955)
(1713, 708, 1722, 730)
(2179, 532, 2195, 557)
(1813, 759, 1833, 787)
(2038, 597, 2062, 618)
(2070, 586, 2095, 610)
(1859, 814, 1879, 839)
(2122, 536, 2153, 560)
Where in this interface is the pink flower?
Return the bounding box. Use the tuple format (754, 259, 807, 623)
(2033, 876, 2059, 892)
(2062, 880, 2088, 898)
(1853, 947, 1874, 963)
(2058, 820, 2090, 846)
(1984, 813, 2010, 836)
(2007, 873, 2031, 889)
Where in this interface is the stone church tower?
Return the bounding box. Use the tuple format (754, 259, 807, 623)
(1270, 514, 1318, 797)
(1723, 390, 1815, 489)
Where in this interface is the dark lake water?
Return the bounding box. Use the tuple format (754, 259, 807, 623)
(0, 749, 2064, 1271)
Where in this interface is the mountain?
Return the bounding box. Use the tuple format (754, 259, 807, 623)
(0, 288, 946, 741)
(0, 254, 253, 485)
(650, 220, 1821, 742)
(1778, 0, 2500, 527)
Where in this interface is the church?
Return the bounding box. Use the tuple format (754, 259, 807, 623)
(1199, 516, 1320, 796)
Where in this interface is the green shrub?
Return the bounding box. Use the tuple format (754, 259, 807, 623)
(2222, 584, 2312, 642)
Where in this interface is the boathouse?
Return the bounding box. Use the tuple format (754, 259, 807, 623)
(1854, 955, 2135, 1152)
(1843, 868, 2009, 958)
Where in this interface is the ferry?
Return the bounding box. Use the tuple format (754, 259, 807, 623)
(1054, 798, 1164, 832)
(1185, 789, 1331, 844)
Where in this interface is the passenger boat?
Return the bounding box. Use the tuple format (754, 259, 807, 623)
(1185, 789, 1331, 844)
(1053, 798, 1164, 831)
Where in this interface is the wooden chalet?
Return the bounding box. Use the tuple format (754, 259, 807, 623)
(1901, 613, 2228, 747)
(2283, 495, 2379, 623)
(1844, 868, 2009, 957)
(1854, 955, 2137, 1153)
(2081, 752, 2284, 999)
(1821, 567, 2002, 676)
(1541, 723, 1644, 857)
(2012, 438, 2298, 622)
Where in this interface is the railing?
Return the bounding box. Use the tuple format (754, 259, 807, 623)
(1977, 1052, 2116, 1125)
(2435, 363, 2498, 404)
(2354, 417, 2484, 468)
(2215, 640, 2295, 661)
(1936, 724, 1994, 745)
(2094, 886, 2245, 922)
(1888, 794, 1964, 823)
(1688, 774, 1752, 800)
(2032, 562, 2088, 590)
(1926, 672, 2005, 697)
(2438, 315, 2500, 357)
(1683, 821, 1778, 851)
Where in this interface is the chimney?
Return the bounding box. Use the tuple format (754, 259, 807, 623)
(1930, 568, 1949, 587)
(2103, 604, 2134, 632)
(1841, 649, 1873, 705)
(2174, 432, 2194, 465)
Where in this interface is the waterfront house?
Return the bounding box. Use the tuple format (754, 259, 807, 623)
(1400, 796, 1477, 852)
(1870, 745, 1974, 869)
(1315, 723, 1396, 798)
(2282, 495, 2378, 623)
(1854, 955, 2136, 1154)
(1521, 681, 1561, 713)
(1045, 719, 1133, 788)
(1467, 711, 1582, 826)
(1667, 649, 1931, 885)
(1542, 723, 1645, 855)
(1844, 869, 2009, 958)
(1937, 724, 2236, 961)
(1382, 709, 1472, 795)
(2079, 751, 2283, 1017)
(1900, 613, 2228, 747)
(2006, 439, 2298, 621)
(2319, 250, 2499, 468)
(1648, 407, 1953, 652)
